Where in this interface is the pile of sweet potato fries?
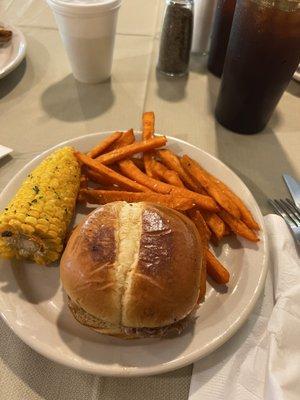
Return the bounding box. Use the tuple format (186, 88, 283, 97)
(75, 112, 260, 294)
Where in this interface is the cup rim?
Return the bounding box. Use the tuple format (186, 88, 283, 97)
(47, 0, 122, 15)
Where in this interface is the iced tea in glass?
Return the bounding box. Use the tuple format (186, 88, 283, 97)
(207, 0, 237, 77)
(215, 0, 300, 134)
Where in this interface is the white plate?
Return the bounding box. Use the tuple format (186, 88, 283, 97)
(0, 133, 268, 377)
(0, 23, 26, 79)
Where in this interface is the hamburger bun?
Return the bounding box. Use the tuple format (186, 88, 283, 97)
(60, 201, 205, 338)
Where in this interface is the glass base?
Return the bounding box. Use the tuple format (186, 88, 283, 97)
(156, 67, 188, 78)
(215, 112, 266, 135)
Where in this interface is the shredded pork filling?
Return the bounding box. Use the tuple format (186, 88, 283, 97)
(68, 297, 194, 338)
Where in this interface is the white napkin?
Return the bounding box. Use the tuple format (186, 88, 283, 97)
(189, 214, 300, 400)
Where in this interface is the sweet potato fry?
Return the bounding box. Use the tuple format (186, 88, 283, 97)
(79, 167, 88, 189)
(218, 210, 259, 242)
(150, 159, 184, 187)
(187, 209, 211, 241)
(95, 136, 167, 165)
(182, 156, 259, 230)
(198, 261, 207, 302)
(93, 185, 124, 191)
(208, 175, 259, 230)
(77, 167, 89, 204)
(119, 158, 179, 194)
(85, 168, 118, 187)
(144, 151, 155, 177)
(189, 209, 209, 300)
(130, 157, 145, 170)
(201, 211, 225, 241)
(206, 249, 230, 284)
(87, 132, 122, 158)
(158, 149, 199, 191)
(197, 222, 208, 302)
(80, 189, 195, 211)
(144, 155, 154, 177)
(142, 112, 155, 176)
(142, 112, 155, 140)
(75, 152, 150, 193)
(108, 129, 135, 151)
(118, 159, 219, 211)
(224, 223, 231, 236)
(181, 155, 241, 219)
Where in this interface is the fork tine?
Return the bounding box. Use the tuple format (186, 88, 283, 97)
(269, 199, 290, 225)
(269, 199, 281, 215)
(283, 199, 300, 225)
(286, 198, 300, 220)
(277, 199, 298, 226)
(272, 199, 297, 226)
(269, 199, 300, 244)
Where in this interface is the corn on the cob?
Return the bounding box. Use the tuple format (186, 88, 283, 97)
(0, 147, 80, 265)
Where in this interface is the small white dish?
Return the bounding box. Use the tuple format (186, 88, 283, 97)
(0, 133, 268, 376)
(0, 23, 26, 79)
(0, 145, 13, 160)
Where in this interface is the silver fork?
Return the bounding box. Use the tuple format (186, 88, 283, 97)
(269, 198, 300, 244)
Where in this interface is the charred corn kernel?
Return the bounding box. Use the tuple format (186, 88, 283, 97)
(0, 147, 80, 265)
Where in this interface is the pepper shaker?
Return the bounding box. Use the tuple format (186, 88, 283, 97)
(157, 0, 194, 77)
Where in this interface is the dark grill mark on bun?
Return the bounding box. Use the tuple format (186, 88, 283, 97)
(139, 208, 173, 275)
(86, 226, 115, 263)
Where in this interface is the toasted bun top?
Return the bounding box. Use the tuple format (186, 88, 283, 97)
(60, 201, 203, 329)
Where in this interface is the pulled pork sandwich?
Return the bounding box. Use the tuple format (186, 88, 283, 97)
(60, 201, 206, 338)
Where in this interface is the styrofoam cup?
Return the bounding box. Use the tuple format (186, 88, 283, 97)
(47, 0, 122, 83)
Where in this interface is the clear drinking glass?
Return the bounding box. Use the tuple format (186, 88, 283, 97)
(215, 0, 300, 134)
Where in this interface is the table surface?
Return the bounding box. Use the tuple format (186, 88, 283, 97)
(0, 1, 299, 399)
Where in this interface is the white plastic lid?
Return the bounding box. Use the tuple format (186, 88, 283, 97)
(47, 0, 122, 15)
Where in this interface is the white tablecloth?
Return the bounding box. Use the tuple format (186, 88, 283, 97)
(0, 0, 299, 399)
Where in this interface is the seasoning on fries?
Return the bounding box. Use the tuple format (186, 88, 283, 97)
(206, 250, 230, 285)
(149, 158, 184, 187)
(118, 159, 219, 211)
(95, 136, 167, 165)
(142, 111, 155, 177)
(80, 189, 195, 211)
(201, 211, 225, 241)
(181, 155, 241, 219)
(75, 152, 150, 193)
(108, 129, 135, 151)
(187, 209, 211, 241)
(158, 149, 199, 191)
(87, 131, 122, 158)
(218, 210, 259, 242)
